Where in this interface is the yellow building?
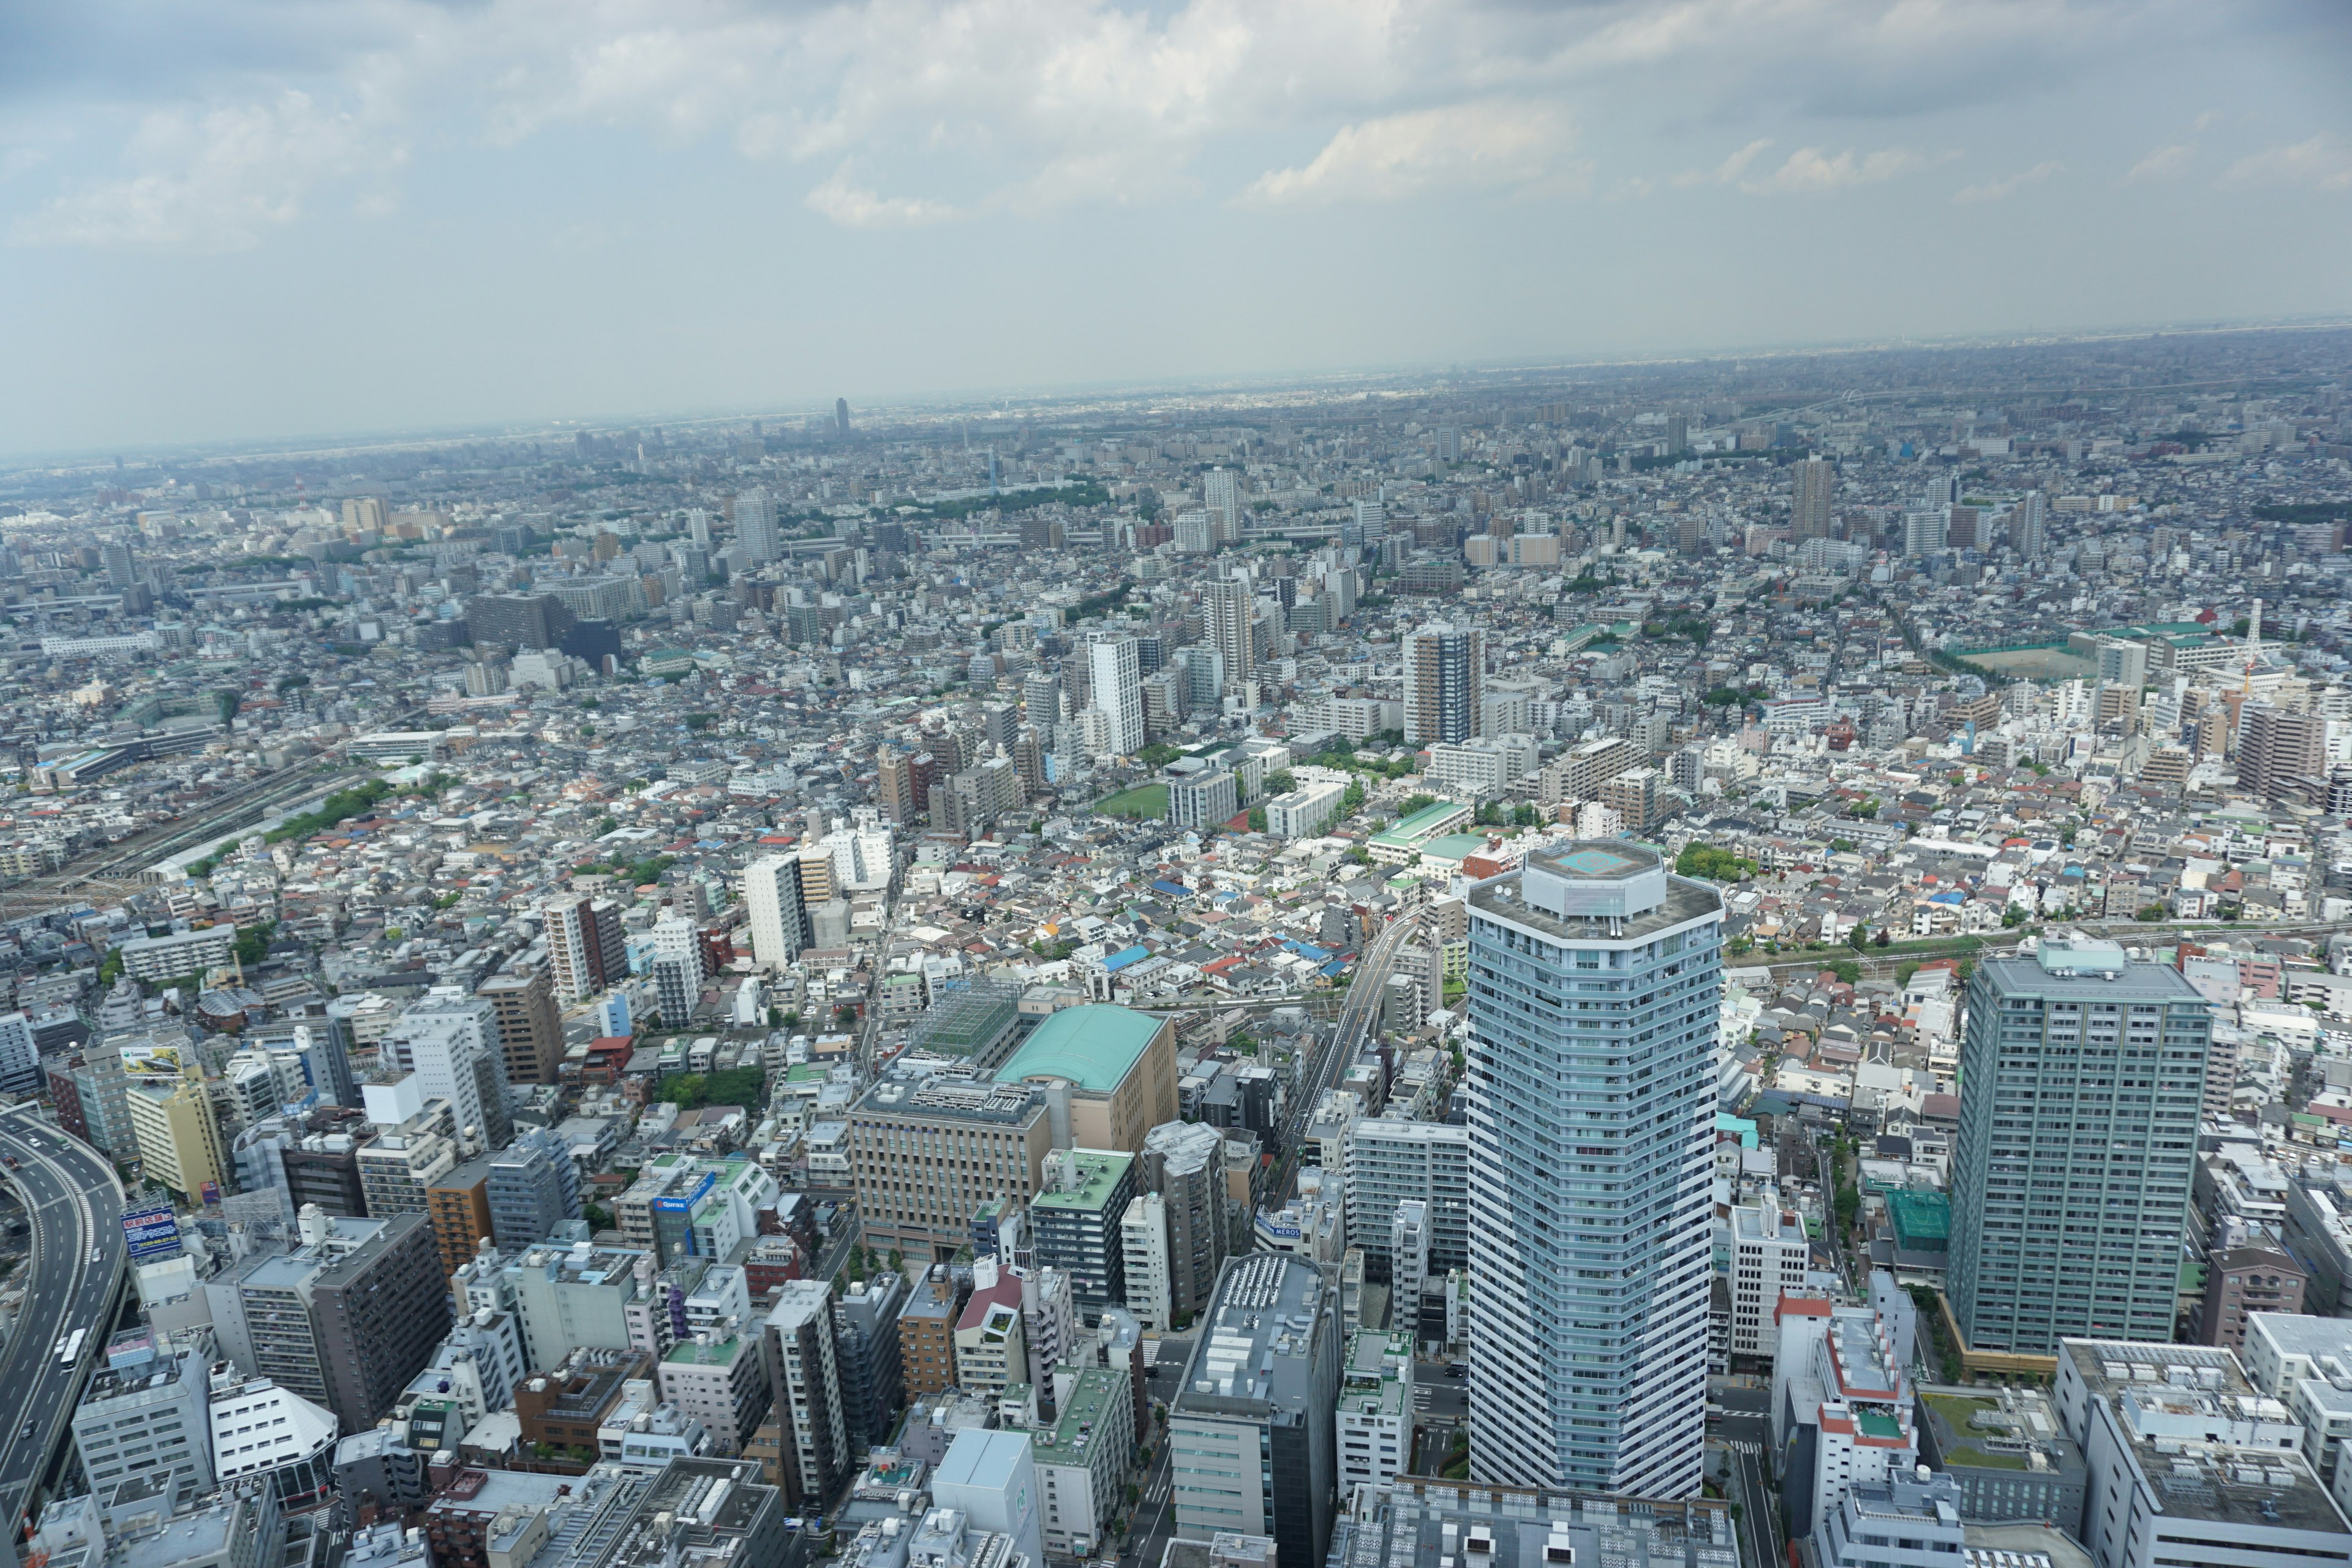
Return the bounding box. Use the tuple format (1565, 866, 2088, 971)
(125, 1066, 228, 1202)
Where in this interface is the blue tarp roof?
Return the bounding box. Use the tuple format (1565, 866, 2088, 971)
(1151, 880, 1188, 898)
(1283, 940, 1332, 963)
(1101, 944, 1152, 973)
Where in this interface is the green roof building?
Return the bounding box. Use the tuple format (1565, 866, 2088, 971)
(992, 1004, 1175, 1153)
(1031, 1148, 1137, 1322)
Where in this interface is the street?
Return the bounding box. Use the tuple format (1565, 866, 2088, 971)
(1267, 911, 1422, 1205)
(0, 1107, 126, 1542)
(1713, 1382, 1780, 1568)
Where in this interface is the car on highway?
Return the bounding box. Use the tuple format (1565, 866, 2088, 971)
(18, 1422, 31, 1441)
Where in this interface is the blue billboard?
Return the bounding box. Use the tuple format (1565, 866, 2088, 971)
(122, 1198, 181, 1264)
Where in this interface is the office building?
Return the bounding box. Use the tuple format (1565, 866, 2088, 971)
(1031, 1149, 1136, 1324)
(1202, 577, 1257, 697)
(1770, 1295, 1918, 1540)
(1203, 468, 1241, 539)
(1336, 1329, 1414, 1496)
(900, 1266, 973, 1398)
(1345, 1117, 1469, 1282)
(476, 969, 562, 1087)
(1087, 633, 1144, 758)
(934, 1428, 1047, 1568)
(1793, 458, 1835, 540)
(464, 592, 572, 652)
(744, 855, 810, 970)
(1913, 1379, 2087, 1528)
(487, 1127, 583, 1251)
(543, 894, 625, 1002)
(851, 1066, 1052, 1262)
(1265, 779, 1348, 839)
(1167, 769, 1238, 830)
(1328, 1477, 1738, 1568)
(499, 1238, 656, 1371)
(1140, 1120, 1228, 1325)
(1948, 940, 2212, 1361)
(1404, 624, 1483, 746)
(1464, 840, 1724, 1496)
(72, 1329, 215, 1499)
(766, 1280, 850, 1510)
(381, 989, 513, 1153)
(995, 1003, 1177, 1155)
(276, 1116, 371, 1217)
(1120, 1193, 1174, 1329)
(355, 1087, 459, 1216)
(1729, 1189, 1812, 1359)
(832, 1272, 907, 1452)
(1029, 1363, 1132, 1558)
(2054, 1338, 2352, 1568)
(1815, 1472, 1969, 1568)
(0, 1009, 34, 1096)
(424, 1158, 496, 1278)
(660, 1330, 773, 1458)
(125, 1061, 229, 1203)
(1169, 1254, 1341, 1568)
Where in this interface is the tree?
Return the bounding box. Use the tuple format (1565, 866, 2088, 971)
(1873, 927, 1890, 948)
(2136, 903, 2168, 922)
(1246, 806, 1268, 833)
(1264, 771, 1295, 797)
(1675, 843, 1756, 881)
(1512, 804, 1541, 827)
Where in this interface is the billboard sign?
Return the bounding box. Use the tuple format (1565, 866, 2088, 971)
(122, 1198, 181, 1262)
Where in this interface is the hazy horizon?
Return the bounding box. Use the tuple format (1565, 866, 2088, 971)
(5, 0, 2350, 456)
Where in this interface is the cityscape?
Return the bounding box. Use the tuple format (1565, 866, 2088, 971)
(2, 6, 2351, 1568)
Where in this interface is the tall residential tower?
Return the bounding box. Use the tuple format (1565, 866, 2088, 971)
(1464, 840, 1722, 1496)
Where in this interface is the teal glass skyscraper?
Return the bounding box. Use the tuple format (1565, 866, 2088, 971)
(1464, 841, 1723, 1496)
(1948, 938, 2211, 1357)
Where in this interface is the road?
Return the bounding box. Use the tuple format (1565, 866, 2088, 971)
(1713, 1383, 1779, 1568)
(0, 1107, 127, 1542)
(1120, 1338, 1193, 1568)
(1266, 911, 1423, 1204)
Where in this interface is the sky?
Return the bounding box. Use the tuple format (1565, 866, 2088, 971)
(2, 0, 2350, 458)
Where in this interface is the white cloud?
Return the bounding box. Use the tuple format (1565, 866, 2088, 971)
(1741, 145, 1921, 195)
(1674, 137, 1772, 189)
(1239, 102, 1575, 206)
(11, 90, 394, 250)
(804, 168, 963, 228)
(1954, 159, 2059, 203)
(2223, 136, 2352, 192)
(2124, 141, 2194, 183)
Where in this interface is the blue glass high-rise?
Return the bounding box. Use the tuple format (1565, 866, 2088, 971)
(1464, 840, 1723, 1496)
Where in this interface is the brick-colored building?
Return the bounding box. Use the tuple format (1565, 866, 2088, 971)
(425, 1158, 496, 1280)
(898, 1266, 971, 1398)
(2198, 1243, 2305, 1351)
(514, 1348, 652, 1458)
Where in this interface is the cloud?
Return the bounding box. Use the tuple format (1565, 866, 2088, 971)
(2124, 141, 2194, 183)
(1240, 101, 1575, 206)
(1954, 159, 2059, 203)
(11, 89, 396, 249)
(804, 168, 963, 228)
(1674, 137, 1771, 188)
(1741, 145, 1921, 195)
(2222, 136, 2352, 192)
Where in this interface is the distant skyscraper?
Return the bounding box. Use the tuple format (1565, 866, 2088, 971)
(1948, 940, 2212, 1358)
(102, 538, 138, 592)
(1403, 624, 1483, 747)
(1793, 458, 1834, 540)
(1350, 497, 1385, 543)
(1087, 633, 1144, 758)
(736, 489, 779, 564)
(1202, 577, 1256, 699)
(1204, 468, 1241, 543)
(1665, 412, 1689, 454)
(2010, 491, 2048, 558)
(1466, 841, 1722, 1496)
(835, 398, 851, 437)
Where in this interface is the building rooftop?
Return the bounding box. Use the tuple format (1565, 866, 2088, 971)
(1338, 1330, 1412, 1419)
(1330, 1476, 1738, 1568)
(1029, 1365, 1122, 1465)
(2060, 1339, 2348, 1535)
(1978, 947, 2205, 1003)
(1469, 841, 1721, 944)
(1033, 1149, 1134, 1214)
(993, 1003, 1161, 1094)
(1173, 1253, 1329, 1420)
